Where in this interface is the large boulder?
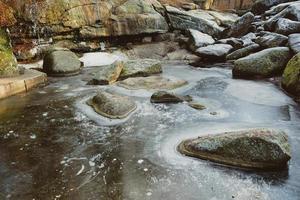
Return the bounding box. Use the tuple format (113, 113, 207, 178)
(274, 18, 300, 35)
(87, 90, 137, 119)
(117, 76, 187, 90)
(0, 28, 19, 77)
(178, 128, 291, 170)
(288, 33, 300, 54)
(255, 31, 288, 48)
(282, 53, 300, 97)
(226, 43, 260, 60)
(89, 61, 124, 85)
(233, 47, 291, 78)
(150, 91, 192, 103)
(187, 29, 215, 51)
(195, 44, 233, 60)
(43, 49, 82, 77)
(119, 59, 162, 80)
(226, 12, 255, 38)
(165, 6, 234, 37)
(252, 0, 291, 14)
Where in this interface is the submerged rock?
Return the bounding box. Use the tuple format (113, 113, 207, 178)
(288, 33, 300, 54)
(150, 91, 192, 103)
(43, 49, 82, 77)
(282, 53, 300, 97)
(0, 28, 19, 77)
(226, 43, 260, 60)
(178, 128, 291, 170)
(119, 59, 162, 80)
(89, 61, 124, 85)
(233, 47, 291, 78)
(87, 90, 137, 119)
(195, 44, 233, 60)
(117, 76, 187, 90)
(188, 102, 206, 110)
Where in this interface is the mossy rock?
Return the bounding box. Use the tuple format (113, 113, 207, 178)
(282, 53, 300, 96)
(0, 28, 19, 77)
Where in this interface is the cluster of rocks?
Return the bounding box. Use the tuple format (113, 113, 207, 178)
(178, 1, 300, 99)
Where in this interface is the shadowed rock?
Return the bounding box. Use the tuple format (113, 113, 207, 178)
(226, 12, 255, 38)
(255, 31, 288, 48)
(178, 128, 291, 170)
(87, 90, 137, 119)
(274, 18, 300, 35)
(150, 91, 192, 103)
(226, 43, 260, 60)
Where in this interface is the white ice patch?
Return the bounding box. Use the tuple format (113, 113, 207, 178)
(80, 52, 127, 67)
(225, 80, 294, 106)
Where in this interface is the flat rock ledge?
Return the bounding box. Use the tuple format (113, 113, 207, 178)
(0, 69, 47, 99)
(87, 90, 137, 119)
(178, 128, 291, 170)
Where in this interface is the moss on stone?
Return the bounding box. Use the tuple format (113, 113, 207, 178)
(282, 53, 300, 96)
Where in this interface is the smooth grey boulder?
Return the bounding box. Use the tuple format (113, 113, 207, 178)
(187, 29, 215, 51)
(88, 61, 124, 85)
(119, 59, 162, 80)
(43, 49, 82, 77)
(226, 43, 261, 60)
(87, 90, 137, 119)
(241, 32, 257, 47)
(274, 18, 300, 35)
(233, 47, 291, 78)
(282, 53, 300, 96)
(178, 128, 291, 170)
(195, 44, 233, 60)
(288, 33, 300, 54)
(150, 91, 192, 103)
(255, 31, 288, 48)
(226, 12, 255, 38)
(252, 0, 291, 14)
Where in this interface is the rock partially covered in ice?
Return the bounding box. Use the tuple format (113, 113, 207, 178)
(87, 90, 136, 119)
(43, 49, 82, 77)
(89, 61, 124, 85)
(119, 59, 162, 80)
(233, 47, 291, 78)
(178, 128, 291, 170)
(150, 91, 192, 103)
(117, 76, 187, 90)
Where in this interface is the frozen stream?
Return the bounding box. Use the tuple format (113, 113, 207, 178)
(0, 63, 299, 200)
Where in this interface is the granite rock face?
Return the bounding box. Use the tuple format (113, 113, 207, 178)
(178, 128, 291, 170)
